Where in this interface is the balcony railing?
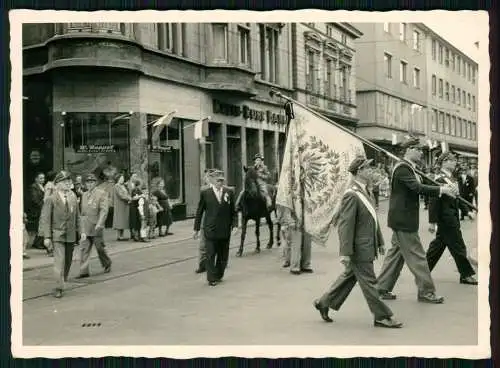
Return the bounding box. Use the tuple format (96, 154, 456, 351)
(64, 23, 126, 35)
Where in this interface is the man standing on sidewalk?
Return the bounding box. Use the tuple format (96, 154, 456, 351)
(195, 169, 213, 274)
(377, 137, 458, 304)
(313, 157, 402, 328)
(193, 169, 238, 286)
(426, 152, 477, 285)
(77, 173, 112, 278)
(38, 171, 80, 298)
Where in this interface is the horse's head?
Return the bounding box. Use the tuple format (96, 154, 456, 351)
(243, 165, 259, 197)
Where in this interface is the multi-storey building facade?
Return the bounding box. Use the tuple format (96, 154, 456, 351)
(353, 22, 429, 162)
(22, 22, 293, 219)
(291, 23, 362, 130)
(421, 24, 478, 167)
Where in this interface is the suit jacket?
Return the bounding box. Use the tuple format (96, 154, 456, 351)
(429, 171, 461, 229)
(80, 187, 109, 236)
(337, 182, 384, 262)
(387, 161, 440, 232)
(194, 186, 237, 240)
(38, 190, 80, 243)
(458, 173, 475, 199)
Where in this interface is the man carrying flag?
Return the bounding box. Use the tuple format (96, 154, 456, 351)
(376, 136, 458, 304)
(313, 156, 403, 328)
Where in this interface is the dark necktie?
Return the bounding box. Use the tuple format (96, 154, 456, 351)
(63, 192, 69, 213)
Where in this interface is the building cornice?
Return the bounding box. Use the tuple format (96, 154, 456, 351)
(416, 23, 478, 66)
(333, 23, 363, 39)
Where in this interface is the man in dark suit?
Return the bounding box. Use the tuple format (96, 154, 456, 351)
(193, 169, 238, 286)
(78, 173, 112, 278)
(456, 166, 476, 220)
(426, 152, 477, 285)
(38, 171, 80, 298)
(377, 137, 458, 304)
(313, 157, 402, 328)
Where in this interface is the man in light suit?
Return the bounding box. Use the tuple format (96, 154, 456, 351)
(313, 157, 402, 328)
(193, 169, 238, 286)
(77, 173, 112, 278)
(377, 137, 458, 303)
(38, 171, 80, 298)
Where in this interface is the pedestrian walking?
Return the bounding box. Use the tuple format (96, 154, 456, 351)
(38, 170, 80, 298)
(193, 169, 238, 286)
(26, 172, 48, 253)
(376, 136, 458, 304)
(426, 152, 477, 285)
(152, 179, 173, 236)
(77, 173, 112, 278)
(313, 157, 403, 328)
(194, 169, 213, 274)
(457, 167, 476, 220)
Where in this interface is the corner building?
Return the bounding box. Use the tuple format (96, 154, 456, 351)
(22, 22, 292, 219)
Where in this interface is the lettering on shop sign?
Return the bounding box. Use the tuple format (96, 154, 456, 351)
(77, 145, 116, 153)
(150, 145, 173, 153)
(212, 99, 286, 125)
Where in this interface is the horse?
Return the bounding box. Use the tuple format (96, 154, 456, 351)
(236, 166, 281, 257)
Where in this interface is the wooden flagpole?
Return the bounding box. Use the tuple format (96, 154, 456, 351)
(270, 90, 477, 212)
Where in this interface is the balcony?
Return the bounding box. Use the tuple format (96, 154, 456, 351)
(57, 23, 129, 36)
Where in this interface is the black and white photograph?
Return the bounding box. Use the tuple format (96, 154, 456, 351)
(9, 10, 490, 358)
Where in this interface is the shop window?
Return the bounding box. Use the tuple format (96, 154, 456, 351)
(147, 115, 183, 203)
(62, 112, 130, 176)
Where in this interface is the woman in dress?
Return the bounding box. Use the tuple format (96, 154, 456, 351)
(153, 179, 173, 236)
(113, 172, 132, 241)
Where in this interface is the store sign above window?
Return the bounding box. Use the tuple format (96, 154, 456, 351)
(212, 99, 287, 125)
(150, 145, 173, 153)
(76, 144, 116, 153)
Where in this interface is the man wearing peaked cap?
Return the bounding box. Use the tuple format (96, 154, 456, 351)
(38, 170, 80, 298)
(314, 155, 403, 328)
(77, 172, 112, 278)
(426, 152, 477, 285)
(376, 135, 458, 304)
(193, 167, 238, 286)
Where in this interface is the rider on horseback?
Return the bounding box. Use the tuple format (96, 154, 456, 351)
(236, 153, 273, 210)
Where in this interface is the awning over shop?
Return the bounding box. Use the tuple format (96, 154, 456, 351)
(453, 150, 478, 158)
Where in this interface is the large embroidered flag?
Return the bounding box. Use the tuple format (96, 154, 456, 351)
(276, 103, 365, 245)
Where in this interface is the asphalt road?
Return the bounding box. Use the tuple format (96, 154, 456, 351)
(22, 201, 479, 346)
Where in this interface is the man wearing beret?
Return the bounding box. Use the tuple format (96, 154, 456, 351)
(38, 170, 80, 298)
(77, 173, 112, 278)
(314, 156, 402, 328)
(426, 152, 477, 285)
(376, 136, 458, 304)
(193, 169, 238, 286)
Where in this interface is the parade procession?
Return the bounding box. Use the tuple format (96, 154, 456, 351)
(18, 19, 483, 348)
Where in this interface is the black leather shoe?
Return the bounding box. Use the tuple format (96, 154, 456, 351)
(76, 273, 90, 279)
(313, 299, 333, 323)
(374, 318, 403, 328)
(104, 265, 111, 274)
(208, 281, 218, 287)
(290, 270, 301, 275)
(195, 267, 206, 274)
(460, 276, 478, 285)
(301, 268, 314, 273)
(282, 262, 290, 268)
(418, 293, 444, 304)
(379, 291, 397, 300)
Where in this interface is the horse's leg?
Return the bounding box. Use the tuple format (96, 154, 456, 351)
(276, 222, 281, 247)
(255, 218, 261, 253)
(236, 217, 247, 257)
(266, 213, 274, 249)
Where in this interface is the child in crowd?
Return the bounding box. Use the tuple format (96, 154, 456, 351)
(148, 194, 163, 239)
